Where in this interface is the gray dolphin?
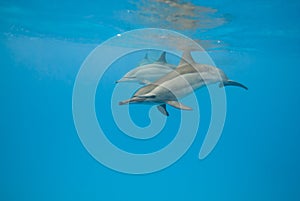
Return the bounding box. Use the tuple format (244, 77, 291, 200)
(116, 52, 176, 84)
(119, 51, 247, 116)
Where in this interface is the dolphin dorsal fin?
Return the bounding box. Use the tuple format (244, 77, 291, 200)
(156, 51, 167, 63)
(138, 52, 151, 66)
(179, 50, 195, 66)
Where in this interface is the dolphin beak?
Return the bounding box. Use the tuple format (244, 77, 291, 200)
(116, 77, 136, 84)
(115, 79, 123, 83)
(119, 96, 145, 105)
(119, 99, 130, 105)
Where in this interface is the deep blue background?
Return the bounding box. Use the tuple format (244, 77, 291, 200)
(1, 0, 300, 200)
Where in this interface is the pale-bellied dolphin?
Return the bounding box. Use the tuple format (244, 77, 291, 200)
(116, 52, 176, 84)
(119, 50, 248, 116)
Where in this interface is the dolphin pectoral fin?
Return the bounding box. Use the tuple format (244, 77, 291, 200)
(157, 104, 169, 116)
(219, 80, 248, 90)
(166, 101, 192, 110)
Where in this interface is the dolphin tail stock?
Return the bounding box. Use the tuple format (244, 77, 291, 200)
(219, 80, 248, 90)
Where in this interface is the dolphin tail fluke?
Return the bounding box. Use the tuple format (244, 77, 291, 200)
(157, 104, 169, 116)
(219, 80, 248, 90)
(166, 101, 193, 110)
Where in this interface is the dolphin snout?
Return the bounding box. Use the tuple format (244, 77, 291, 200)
(115, 79, 126, 83)
(116, 77, 137, 83)
(119, 99, 130, 105)
(119, 96, 145, 105)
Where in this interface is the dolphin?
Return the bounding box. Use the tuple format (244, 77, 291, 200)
(116, 52, 176, 84)
(119, 50, 248, 116)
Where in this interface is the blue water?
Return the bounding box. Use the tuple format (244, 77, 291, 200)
(1, 0, 300, 200)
